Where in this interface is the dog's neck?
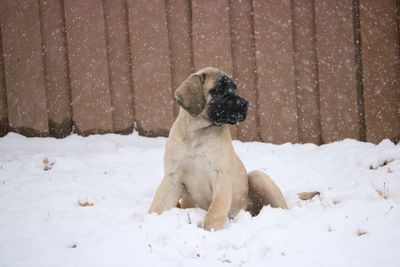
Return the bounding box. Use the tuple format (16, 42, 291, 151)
(176, 107, 229, 138)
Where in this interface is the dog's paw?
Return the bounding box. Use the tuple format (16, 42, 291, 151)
(204, 217, 226, 231)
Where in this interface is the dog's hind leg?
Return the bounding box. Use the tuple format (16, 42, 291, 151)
(246, 170, 288, 216)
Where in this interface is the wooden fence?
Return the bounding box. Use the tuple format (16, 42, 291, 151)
(0, 0, 399, 144)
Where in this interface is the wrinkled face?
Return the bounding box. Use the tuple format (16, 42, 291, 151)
(174, 67, 248, 125)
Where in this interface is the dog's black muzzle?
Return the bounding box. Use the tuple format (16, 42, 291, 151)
(208, 94, 248, 125)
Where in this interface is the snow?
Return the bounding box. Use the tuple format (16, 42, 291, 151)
(1, 132, 400, 267)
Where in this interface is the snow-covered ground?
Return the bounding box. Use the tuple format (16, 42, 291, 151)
(0, 132, 399, 267)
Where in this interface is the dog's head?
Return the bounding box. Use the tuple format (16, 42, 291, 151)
(174, 67, 248, 125)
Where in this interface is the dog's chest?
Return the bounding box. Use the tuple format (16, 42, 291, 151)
(179, 138, 221, 172)
(179, 146, 219, 181)
(176, 142, 222, 206)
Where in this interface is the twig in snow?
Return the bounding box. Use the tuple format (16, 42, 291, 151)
(376, 182, 389, 199)
(42, 158, 55, 171)
(385, 206, 394, 217)
(77, 200, 95, 207)
(370, 159, 395, 170)
(298, 191, 320, 200)
(357, 229, 368, 236)
(68, 242, 78, 248)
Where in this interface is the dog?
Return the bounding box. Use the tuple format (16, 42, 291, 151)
(149, 67, 288, 230)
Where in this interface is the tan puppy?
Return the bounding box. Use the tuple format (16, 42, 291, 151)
(149, 67, 287, 231)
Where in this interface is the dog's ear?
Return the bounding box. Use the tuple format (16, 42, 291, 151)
(174, 74, 206, 116)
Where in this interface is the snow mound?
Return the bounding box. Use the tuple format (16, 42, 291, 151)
(0, 133, 399, 266)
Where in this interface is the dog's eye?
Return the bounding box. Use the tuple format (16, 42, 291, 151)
(200, 73, 207, 84)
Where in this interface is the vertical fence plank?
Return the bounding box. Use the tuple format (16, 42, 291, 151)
(1, 0, 49, 136)
(398, 0, 400, 142)
(39, 0, 72, 138)
(253, 0, 298, 144)
(360, 0, 400, 143)
(127, 0, 174, 137)
(192, 0, 233, 73)
(192, 0, 237, 139)
(0, 24, 8, 137)
(229, 0, 259, 142)
(292, 0, 321, 144)
(167, 0, 194, 116)
(314, 0, 361, 143)
(64, 0, 113, 135)
(166, 0, 194, 117)
(103, 0, 134, 134)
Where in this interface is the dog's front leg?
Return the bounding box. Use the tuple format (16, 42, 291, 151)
(204, 180, 232, 231)
(149, 174, 183, 214)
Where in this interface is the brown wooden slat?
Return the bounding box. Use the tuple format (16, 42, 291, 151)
(229, 0, 260, 142)
(166, 0, 194, 117)
(292, 0, 321, 144)
(103, 0, 134, 134)
(39, 0, 72, 138)
(64, 0, 113, 135)
(127, 0, 174, 137)
(191, 0, 237, 139)
(1, 0, 48, 136)
(191, 0, 233, 73)
(314, 0, 360, 143)
(0, 23, 8, 137)
(360, 0, 400, 143)
(252, 0, 298, 144)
